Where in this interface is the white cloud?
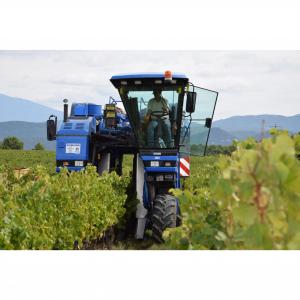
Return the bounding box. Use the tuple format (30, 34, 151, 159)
(0, 50, 299, 119)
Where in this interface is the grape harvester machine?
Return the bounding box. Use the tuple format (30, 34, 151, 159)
(47, 71, 218, 241)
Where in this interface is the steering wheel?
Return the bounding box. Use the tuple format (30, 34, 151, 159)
(150, 110, 169, 119)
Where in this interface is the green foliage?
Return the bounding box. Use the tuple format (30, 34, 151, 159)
(0, 165, 129, 249)
(33, 143, 45, 150)
(163, 132, 300, 250)
(1, 136, 24, 150)
(212, 133, 300, 249)
(161, 156, 225, 250)
(0, 150, 55, 173)
(293, 134, 300, 158)
(269, 129, 300, 157)
(2, 135, 300, 250)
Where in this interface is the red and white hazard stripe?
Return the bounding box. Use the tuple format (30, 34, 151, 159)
(180, 157, 190, 177)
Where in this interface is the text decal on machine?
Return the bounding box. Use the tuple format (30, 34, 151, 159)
(66, 143, 81, 154)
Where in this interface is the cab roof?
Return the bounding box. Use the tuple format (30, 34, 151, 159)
(110, 72, 189, 88)
(110, 72, 188, 80)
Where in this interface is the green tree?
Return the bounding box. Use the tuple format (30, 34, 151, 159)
(33, 143, 45, 150)
(2, 136, 24, 150)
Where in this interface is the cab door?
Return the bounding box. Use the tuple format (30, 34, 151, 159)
(189, 85, 218, 156)
(179, 85, 218, 176)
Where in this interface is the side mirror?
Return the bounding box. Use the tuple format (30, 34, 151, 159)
(186, 92, 197, 113)
(205, 118, 212, 128)
(47, 115, 57, 141)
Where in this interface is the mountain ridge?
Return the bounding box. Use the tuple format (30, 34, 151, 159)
(0, 92, 299, 149)
(213, 114, 300, 133)
(0, 93, 62, 122)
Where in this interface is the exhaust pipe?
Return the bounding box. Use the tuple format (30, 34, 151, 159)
(63, 99, 68, 122)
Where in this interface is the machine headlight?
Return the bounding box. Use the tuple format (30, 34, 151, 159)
(150, 161, 159, 167)
(75, 161, 84, 167)
(164, 174, 174, 180)
(156, 175, 164, 181)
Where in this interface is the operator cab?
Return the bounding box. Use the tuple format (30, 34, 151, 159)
(111, 72, 188, 150)
(110, 71, 218, 156)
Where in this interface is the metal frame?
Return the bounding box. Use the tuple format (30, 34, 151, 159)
(188, 83, 219, 156)
(117, 82, 188, 151)
(204, 91, 218, 155)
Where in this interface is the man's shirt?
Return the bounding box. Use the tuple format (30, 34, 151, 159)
(147, 97, 169, 120)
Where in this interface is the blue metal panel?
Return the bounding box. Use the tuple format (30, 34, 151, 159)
(56, 135, 89, 161)
(57, 129, 90, 136)
(57, 117, 96, 136)
(144, 167, 178, 173)
(72, 103, 88, 116)
(141, 155, 178, 161)
(88, 104, 102, 117)
(71, 103, 103, 118)
(111, 73, 188, 80)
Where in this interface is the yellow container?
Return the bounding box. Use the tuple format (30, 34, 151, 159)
(106, 111, 116, 118)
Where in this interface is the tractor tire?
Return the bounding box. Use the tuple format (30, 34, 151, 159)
(152, 194, 179, 243)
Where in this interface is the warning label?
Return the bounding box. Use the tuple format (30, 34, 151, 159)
(66, 143, 81, 154)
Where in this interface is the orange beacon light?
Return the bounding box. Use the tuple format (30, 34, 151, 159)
(164, 70, 172, 81)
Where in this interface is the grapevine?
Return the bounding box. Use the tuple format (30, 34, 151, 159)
(0, 165, 129, 249)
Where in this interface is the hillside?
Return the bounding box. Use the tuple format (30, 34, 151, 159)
(214, 114, 300, 133)
(0, 93, 62, 122)
(191, 125, 236, 146)
(0, 92, 298, 148)
(0, 121, 55, 150)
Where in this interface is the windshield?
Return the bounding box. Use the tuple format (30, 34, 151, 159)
(119, 86, 183, 149)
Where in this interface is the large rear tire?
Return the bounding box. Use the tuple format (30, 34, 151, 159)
(152, 194, 180, 243)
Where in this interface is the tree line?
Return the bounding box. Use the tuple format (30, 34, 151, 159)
(0, 136, 45, 150)
(191, 144, 236, 156)
(0, 137, 235, 154)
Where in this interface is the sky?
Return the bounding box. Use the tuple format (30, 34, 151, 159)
(0, 50, 299, 120)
